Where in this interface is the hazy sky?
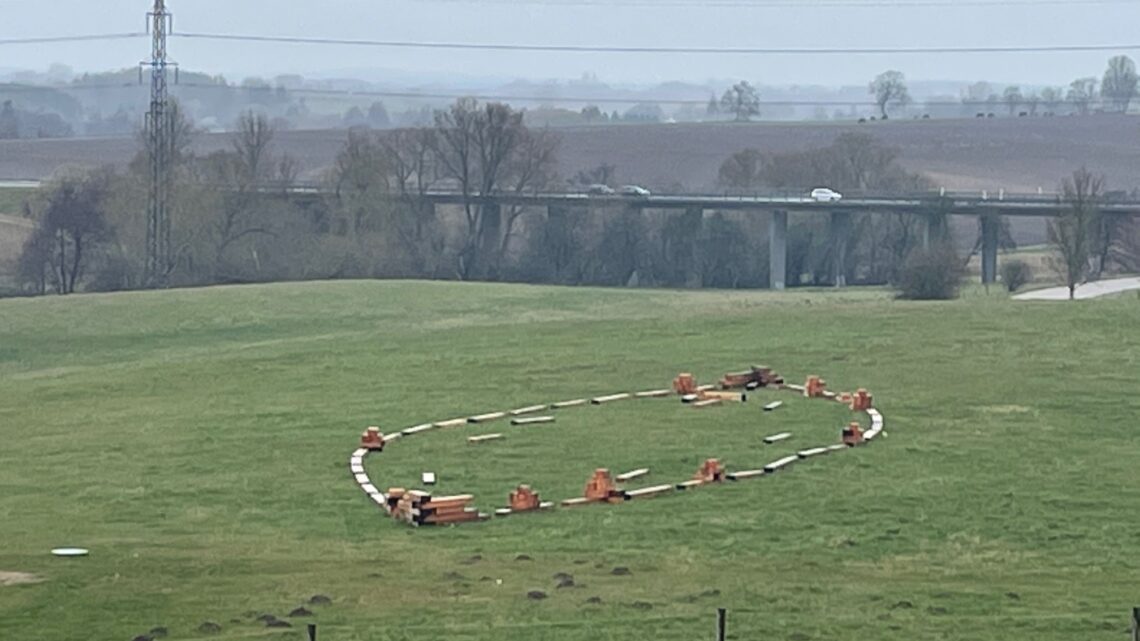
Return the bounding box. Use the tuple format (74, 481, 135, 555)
(1, 0, 1137, 88)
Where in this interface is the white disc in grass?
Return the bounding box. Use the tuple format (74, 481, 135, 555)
(51, 548, 89, 557)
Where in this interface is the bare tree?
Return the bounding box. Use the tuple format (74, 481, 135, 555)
(1024, 92, 1040, 116)
(193, 112, 290, 276)
(869, 70, 910, 119)
(572, 163, 617, 187)
(1048, 167, 1103, 299)
(19, 171, 113, 294)
(498, 127, 560, 267)
(432, 98, 558, 280)
(1066, 77, 1099, 115)
(717, 148, 764, 191)
(331, 127, 390, 235)
(1039, 87, 1063, 114)
(720, 81, 761, 122)
(1002, 86, 1023, 116)
(1102, 55, 1138, 113)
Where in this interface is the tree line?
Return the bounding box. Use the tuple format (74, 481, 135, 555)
(10, 98, 1139, 298)
(711, 56, 1139, 122)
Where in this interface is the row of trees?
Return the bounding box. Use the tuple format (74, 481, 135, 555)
(12, 98, 1138, 297)
(710, 56, 1139, 122)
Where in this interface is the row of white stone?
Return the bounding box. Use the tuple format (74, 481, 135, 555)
(347, 387, 886, 519)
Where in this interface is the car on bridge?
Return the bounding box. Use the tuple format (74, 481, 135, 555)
(586, 184, 616, 195)
(619, 185, 652, 197)
(810, 187, 843, 203)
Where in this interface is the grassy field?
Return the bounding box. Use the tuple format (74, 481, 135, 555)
(1, 281, 1138, 641)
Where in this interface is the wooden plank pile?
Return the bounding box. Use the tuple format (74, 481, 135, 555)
(850, 388, 874, 411)
(387, 488, 485, 526)
(719, 365, 784, 389)
(359, 426, 385, 452)
(804, 375, 828, 398)
(502, 484, 554, 515)
(678, 458, 726, 489)
(563, 468, 627, 506)
(672, 373, 698, 395)
(842, 421, 864, 447)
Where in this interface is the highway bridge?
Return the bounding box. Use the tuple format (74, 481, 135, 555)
(6, 179, 1139, 289)
(393, 190, 1140, 288)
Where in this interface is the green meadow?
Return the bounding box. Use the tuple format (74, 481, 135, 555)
(1, 281, 1137, 641)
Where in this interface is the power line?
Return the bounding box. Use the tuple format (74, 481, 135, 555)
(0, 32, 145, 46)
(173, 32, 1140, 55)
(420, 0, 1138, 5)
(0, 81, 1079, 109)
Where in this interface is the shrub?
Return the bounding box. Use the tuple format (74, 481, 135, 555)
(893, 246, 966, 300)
(1000, 259, 1033, 292)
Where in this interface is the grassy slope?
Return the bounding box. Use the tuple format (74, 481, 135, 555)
(1, 281, 1138, 641)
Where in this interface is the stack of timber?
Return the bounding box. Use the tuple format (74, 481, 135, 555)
(388, 489, 484, 526)
(698, 390, 746, 402)
(359, 426, 385, 451)
(719, 365, 784, 390)
(501, 484, 552, 515)
(678, 458, 726, 489)
(672, 373, 698, 395)
(850, 389, 874, 411)
(842, 421, 864, 447)
(563, 469, 627, 506)
(804, 375, 828, 398)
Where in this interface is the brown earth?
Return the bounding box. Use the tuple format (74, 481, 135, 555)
(1, 115, 1137, 193)
(2, 115, 1135, 255)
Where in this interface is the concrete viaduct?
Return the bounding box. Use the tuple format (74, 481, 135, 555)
(395, 191, 1140, 290)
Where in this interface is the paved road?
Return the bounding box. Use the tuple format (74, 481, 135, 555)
(1013, 276, 1140, 300)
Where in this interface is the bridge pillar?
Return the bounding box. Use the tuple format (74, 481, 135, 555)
(922, 215, 948, 249)
(830, 211, 852, 287)
(480, 202, 502, 277)
(769, 210, 787, 290)
(980, 214, 1000, 284)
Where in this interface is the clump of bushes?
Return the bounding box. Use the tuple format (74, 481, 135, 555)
(893, 247, 966, 300)
(1000, 259, 1033, 292)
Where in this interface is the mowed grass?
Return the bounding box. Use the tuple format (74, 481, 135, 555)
(1, 281, 1138, 641)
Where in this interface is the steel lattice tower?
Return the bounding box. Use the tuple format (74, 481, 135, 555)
(143, 0, 173, 286)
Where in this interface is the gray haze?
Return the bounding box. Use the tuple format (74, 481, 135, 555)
(0, 0, 1137, 87)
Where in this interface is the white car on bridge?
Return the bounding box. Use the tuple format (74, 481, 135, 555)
(810, 187, 843, 203)
(619, 185, 652, 197)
